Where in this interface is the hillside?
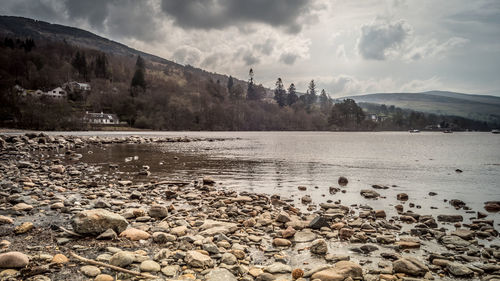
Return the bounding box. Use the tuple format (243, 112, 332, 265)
(342, 91, 500, 123)
(0, 15, 252, 92)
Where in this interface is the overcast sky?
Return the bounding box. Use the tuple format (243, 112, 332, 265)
(2, 0, 500, 96)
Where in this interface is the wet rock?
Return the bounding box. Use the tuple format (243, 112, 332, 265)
(375, 210, 386, 218)
(119, 228, 151, 241)
(72, 209, 128, 235)
(392, 257, 428, 277)
(276, 211, 291, 223)
(429, 192, 437, 196)
(298, 186, 307, 191)
(311, 261, 362, 281)
(301, 195, 312, 204)
(484, 201, 500, 212)
(360, 189, 380, 199)
(440, 235, 471, 248)
(309, 216, 329, 229)
(203, 177, 216, 185)
(310, 239, 328, 255)
(339, 228, 354, 239)
(0, 252, 29, 268)
(397, 193, 408, 201)
(449, 199, 466, 209)
(109, 251, 135, 268)
(282, 226, 296, 238)
(80, 265, 101, 277)
(206, 268, 237, 281)
(437, 214, 463, 222)
(294, 230, 317, 243)
(360, 244, 378, 254)
(338, 176, 348, 186)
(185, 251, 213, 268)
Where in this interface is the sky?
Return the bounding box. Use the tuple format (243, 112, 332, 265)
(2, 0, 500, 97)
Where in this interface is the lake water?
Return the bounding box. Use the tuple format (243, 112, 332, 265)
(64, 131, 500, 223)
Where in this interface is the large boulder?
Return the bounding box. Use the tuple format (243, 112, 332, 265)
(360, 189, 380, 199)
(72, 209, 128, 235)
(311, 261, 362, 281)
(484, 201, 500, 212)
(393, 257, 428, 277)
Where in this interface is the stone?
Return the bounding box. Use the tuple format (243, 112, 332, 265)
(294, 230, 317, 243)
(148, 205, 168, 218)
(152, 232, 176, 243)
(282, 226, 296, 238)
(397, 193, 409, 201)
(392, 257, 428, 277)
(96, 229, 117, 240)
(301, 195, 312, 204)
(12, 203, 33, 212)
(0, 252, 29, 268)
(170, 225, 188, 236)
(80, 265, 101, 277)
(338, 176, 348, 186)
(50, 165, 65, 174)
(119, 228, 151, 241)
(109, 251, 135, 268)
(185, 251, 213, 268)
(0, 216, 13, 224)
(273, 238, 291, 247)
(440, 235, 470, 248)
(203, 177, 216, 185)
(161, 265, 179, 277)
(360, 189, 380, 199)
(221, 253, 237, 265)
(51, 254, 69, 264)
(292, 268, 304, 279)
(94, 274, 114, 281)
(205, 268, 237, 281)
(72, 209, 128, 235)
(375, 210, 386, 218)
(140, 260, 160, 272)
(311, 261, 362, 281)
(395, 241, 420, 249)
(449, 199, 466, 209)
(339, 228, 354, 239)
(447, 262, 474, 277)
(310, 239, 328, 255)
(276, 211, 291, 223)
(199, 220, 237, 236)
(309, 216, 329, 229)
(484, 201, 500, 212)
(14, 222, 34, 234)
(256, 273, 276, 281)
(437, 214, 463, 222)
(264, 262, 292, 274)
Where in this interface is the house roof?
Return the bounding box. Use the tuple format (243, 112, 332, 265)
(84, 112, 119, 120)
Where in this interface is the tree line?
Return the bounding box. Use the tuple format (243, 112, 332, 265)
(0, 36, 496, 131)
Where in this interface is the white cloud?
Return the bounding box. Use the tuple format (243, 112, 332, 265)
(357, 18, 411, 60)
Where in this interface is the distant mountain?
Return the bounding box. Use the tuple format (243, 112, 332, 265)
(341, 91, 500, 122)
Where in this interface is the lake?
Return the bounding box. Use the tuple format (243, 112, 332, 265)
(61, 131, 500, 223)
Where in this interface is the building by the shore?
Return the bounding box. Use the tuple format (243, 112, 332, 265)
(83, 112, 120, 125)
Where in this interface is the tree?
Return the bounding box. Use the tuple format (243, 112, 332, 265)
(329, 99, 365, 129)
(287, 83, 298, 106)
(72, 51, 89, 81)
(227, 75, 234, 91)
(246, 68, 262, 100)
(131, 55, 146, 93)
(306, 79, 317, 105)
(319, 89, 331, 113)
(273, 78, 286, 107)
(94, 53, 109, 79)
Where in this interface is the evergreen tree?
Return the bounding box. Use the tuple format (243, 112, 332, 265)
(131, 55, 146, 92)
(94, 53, 109, 79)
(227, 75, 234, 91)
(246, 68, 259, 100)
(306, 79, 317, 105)
(287, 83, 298, 106)
(273, 78, 286, 107)
(319, 89, 331, 112)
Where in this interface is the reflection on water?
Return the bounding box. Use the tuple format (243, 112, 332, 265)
(77, 131, 500, 222)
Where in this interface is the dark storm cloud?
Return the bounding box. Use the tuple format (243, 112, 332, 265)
(160, 0, 311, 33)
(2, 0, 61, 22)
(357, 19, 410, 60)
(64, 0, 113, 30)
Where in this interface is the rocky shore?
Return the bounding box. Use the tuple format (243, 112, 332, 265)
(0, 133, 499, 281)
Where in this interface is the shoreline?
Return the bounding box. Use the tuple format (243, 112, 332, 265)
(0, 133, 498, 281)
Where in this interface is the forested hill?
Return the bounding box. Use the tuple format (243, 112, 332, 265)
(342, 91, 500, 123)
(0, 15, 246, 90)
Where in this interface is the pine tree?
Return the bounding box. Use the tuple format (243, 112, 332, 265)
(246, 68, 258, 100)
(273, 78, 286, 107)
(319, 89, 331, 112)
(306, 79, 317, 105)
(287, 83, 298, 106)
(131, 55, 146, 92)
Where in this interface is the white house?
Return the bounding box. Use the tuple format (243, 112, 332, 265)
(83, 112, 120, 125)
(44, 87, 67, 99)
